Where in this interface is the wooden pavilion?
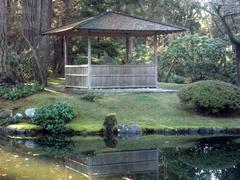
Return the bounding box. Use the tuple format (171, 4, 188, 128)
(43, 11, 185, 89)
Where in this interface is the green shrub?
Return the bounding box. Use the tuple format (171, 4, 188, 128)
(178, 80, 240, 114)
(32, 102, 76, 134)
(0, 83, 40, 100)
(81, 91, 96, 102)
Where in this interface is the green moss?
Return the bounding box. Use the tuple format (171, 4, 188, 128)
(7, 123, 43, 131)
(105, 113, 117, 122)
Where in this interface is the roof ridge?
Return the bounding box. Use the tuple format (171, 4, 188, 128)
(107, 11, 186, 31)
(42, 11, 186, 35)
(41, 13, 109, 35)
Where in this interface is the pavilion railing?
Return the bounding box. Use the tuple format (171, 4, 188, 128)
(65, 64, 157, 88)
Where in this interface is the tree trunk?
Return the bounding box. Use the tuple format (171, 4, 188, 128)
(212, 4, 240, 85)
(234, 44, 240, 85)
(53, 36, 64, 76)
(0, 0, 7, 79)
(22, 0, 52, 86)
(38, 0, 52, 86)
(63, 0, 72, 24)
(52, 0, 72, 74)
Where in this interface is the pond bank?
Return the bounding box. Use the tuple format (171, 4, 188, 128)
(3, 125, 240, 138)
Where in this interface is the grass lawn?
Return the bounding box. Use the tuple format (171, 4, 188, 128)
(1, 87, 240, 132)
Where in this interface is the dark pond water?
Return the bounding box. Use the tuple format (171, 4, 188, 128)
(0, 134, 240, 180)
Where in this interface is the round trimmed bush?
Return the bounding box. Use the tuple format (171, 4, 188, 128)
(178, 80, 240, 114)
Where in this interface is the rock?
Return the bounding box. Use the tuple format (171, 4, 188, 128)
(25, 108, 37, 118)
(118, 124, 142, 135)
(199, 128, 212, 135)
(212, 128, 224, 134)
(0, 109, 13, 119)
(153, 129, 165, 135)
(118, 125, 129, 134)
(188, 128, 199, 135)
(226, 128, 240, 134)
(164, 129, 177, 135)
(14, 113, 24, 119)
(177, 128, 189, 135)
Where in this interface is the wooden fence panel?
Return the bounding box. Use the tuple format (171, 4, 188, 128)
(65, 65, 88, 88)
(65, 64, 157, 88)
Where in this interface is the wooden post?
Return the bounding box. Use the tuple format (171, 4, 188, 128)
(153, 33, 158, 87)
(87, 35, 92, 89)
(126, 34, 129, 64)
(63, 35, 68, 65)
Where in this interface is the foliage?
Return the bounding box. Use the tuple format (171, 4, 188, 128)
(81, 91, 97, 102)
(32, 102, 76, 133)
(0, 117, 20, 127)
(0, 83, 41, 100)
(34, 135, 75, 158)
(164, 73, 185, 84)
(159, 35, 232, 83)
(178, 80, 240, 114)
(7, 46, 35, 82)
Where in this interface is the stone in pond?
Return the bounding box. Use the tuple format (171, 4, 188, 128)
(118, 125, 129, 134)
(25, 108, 37, 118)
(118, 124, 141, 134)
(0, 109, 13, 119)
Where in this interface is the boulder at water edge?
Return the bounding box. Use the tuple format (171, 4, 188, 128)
(25, 108, 37, 118)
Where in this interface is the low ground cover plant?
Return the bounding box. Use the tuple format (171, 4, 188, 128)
(178, 80, 240, 115)
(0, 83, 41, 100)
(81, 91, 97, 102)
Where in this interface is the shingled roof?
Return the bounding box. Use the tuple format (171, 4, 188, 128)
(42, 11, 186, 36)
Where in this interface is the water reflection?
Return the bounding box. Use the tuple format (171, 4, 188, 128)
(0, 135, 240, 179)
(159, 136, 240, 179)
(65, 149, 159, 180)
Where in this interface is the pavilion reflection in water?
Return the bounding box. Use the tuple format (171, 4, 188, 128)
(65, 149, 159, 180)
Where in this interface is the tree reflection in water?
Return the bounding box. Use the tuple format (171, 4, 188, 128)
(160, 136, 240, 180)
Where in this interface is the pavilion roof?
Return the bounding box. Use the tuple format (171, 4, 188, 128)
(42, 11, 186, 37)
